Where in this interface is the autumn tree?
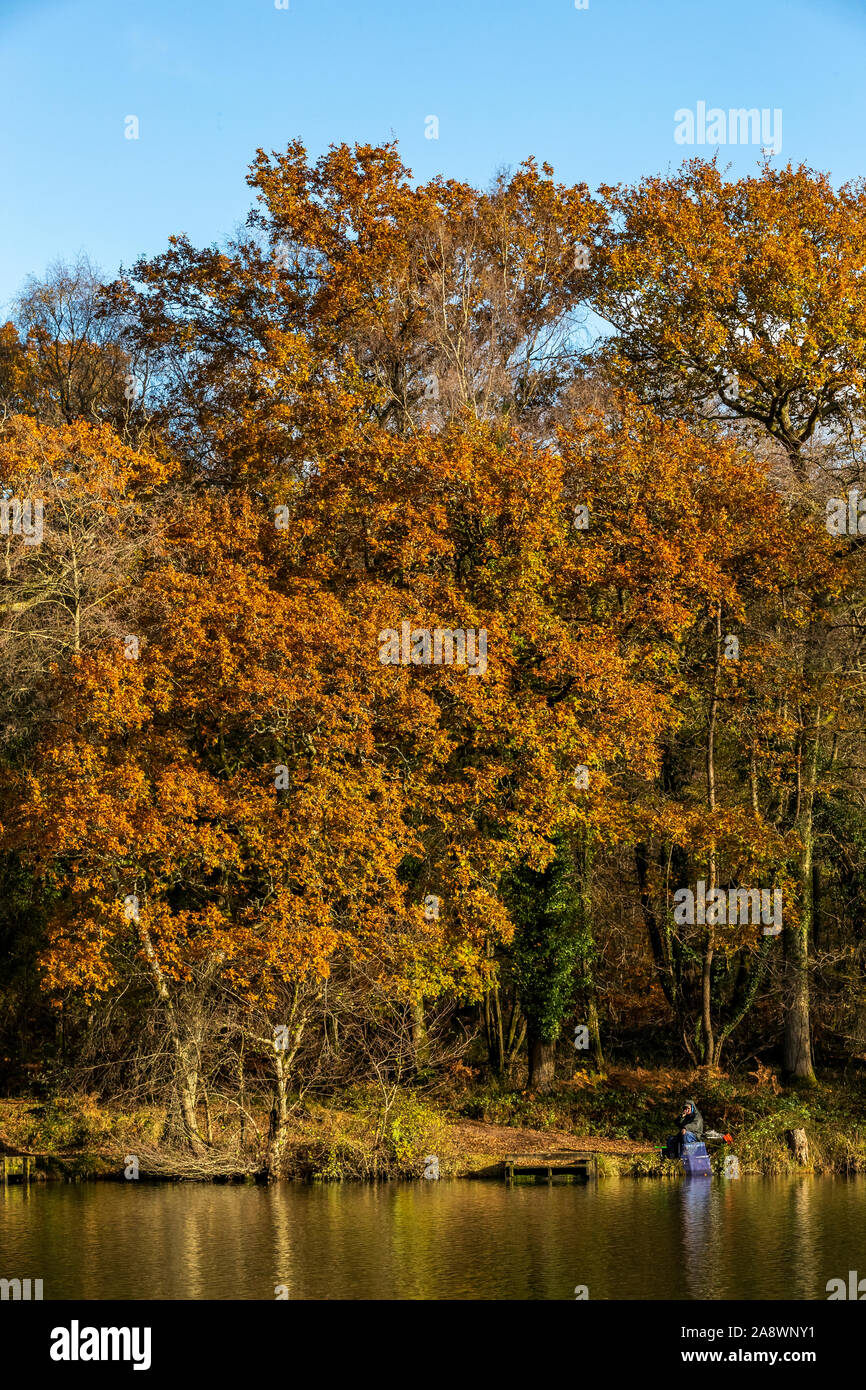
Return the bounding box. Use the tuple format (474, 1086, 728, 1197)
(0, 414, 171, 740)
(588, 159, 866, 1079)
(591, 158, 866, 479)
(8, 256, 152, 440)
(107, 137, 600, 479)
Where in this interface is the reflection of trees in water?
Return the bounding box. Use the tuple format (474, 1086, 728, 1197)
(679, 1179, 714, 1299)
(790, 1179, 819, 1299)
(678, 1177, 824, 1300)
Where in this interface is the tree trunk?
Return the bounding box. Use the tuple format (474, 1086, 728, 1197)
(484, 966, 525, 1082)
(412, 997, 429, 1069)
(783, 884, 815, 1081)
(574, 827, 603, 1069)
(266, 1049, 290, 1181)
(784, 742, 817, 1083)
(785, 1128, 809, 1165)
(587, 997, 604, 1069)
(484, 973, 506, 1076)
(137, 920, 208, 1154)
(175, 1037, 206, 1156)
(528, 1033, 556, 1092)
(265, 994, 307, 1180)
(701, 602, 721, 1069)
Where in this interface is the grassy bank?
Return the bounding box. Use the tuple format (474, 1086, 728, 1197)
(2, 1066, 865, 1181)
(451, 1065, 866, 1178)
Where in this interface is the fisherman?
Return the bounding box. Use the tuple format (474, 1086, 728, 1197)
(664, 1098, 704, 1159)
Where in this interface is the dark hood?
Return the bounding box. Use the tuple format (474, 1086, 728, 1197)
(679, 1099, 704, 1135)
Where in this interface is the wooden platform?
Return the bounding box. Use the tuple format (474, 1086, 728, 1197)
(1, 1155, 35, 1184)
(502, 1150, 598, 1184)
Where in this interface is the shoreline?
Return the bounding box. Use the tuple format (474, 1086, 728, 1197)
(4, 1118, 865, 1185)
(4, 1066, 865, 1183)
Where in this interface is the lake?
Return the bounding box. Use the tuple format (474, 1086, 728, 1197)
(1, 1176, 863, 1300)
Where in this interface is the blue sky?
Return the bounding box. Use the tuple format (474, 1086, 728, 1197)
(0, 0, 864, 312)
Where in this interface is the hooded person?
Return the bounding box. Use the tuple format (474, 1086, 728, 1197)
(679, 1099, 704, 1141)
(664, 1099, 704, 1159)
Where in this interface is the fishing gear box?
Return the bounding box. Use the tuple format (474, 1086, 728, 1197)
(681, 1141, 712, 1177)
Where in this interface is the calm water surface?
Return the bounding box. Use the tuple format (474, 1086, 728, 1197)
(1, 1177, 864, 1300)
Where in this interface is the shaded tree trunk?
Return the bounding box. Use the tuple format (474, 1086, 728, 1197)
(483, 950, 526, 1081)
(587, 997, 604, 1070)
(528, 1031, 556, 1092)
(784, 730, 817, 1083)
(701, 602, 721, 1068)
(783, 833, 816, 1082)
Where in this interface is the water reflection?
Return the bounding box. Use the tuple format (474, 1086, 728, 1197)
(0, 1176, 863, 1300)
(790, 1179, 820, 1298)
(679, 1178, 714, 1298)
